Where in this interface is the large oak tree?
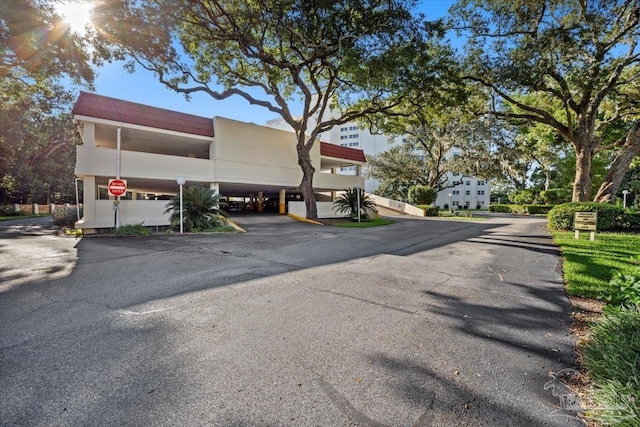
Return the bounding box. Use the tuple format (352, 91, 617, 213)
(93, 0, 454, 218)
(451, 0, 640, 202)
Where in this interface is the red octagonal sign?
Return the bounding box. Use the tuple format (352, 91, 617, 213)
(108, 179, 127, 197)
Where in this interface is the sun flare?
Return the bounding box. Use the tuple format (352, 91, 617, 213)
(56, 1, 94, 35)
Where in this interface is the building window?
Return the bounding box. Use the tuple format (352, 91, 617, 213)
(465, 180, 471, 185)
(340, 143, 348, 147)
(349, 134, 358, 139)
(478, 180, 485, 185)
(452, 201, 460, 207)
(453, 190, 460, 195)
(465, 201, 470, 207)
(402, 138, 408, 143)
(340, 135, 348, 140)
(452, 172, 459, 176)
(478, 190, 485, 195)
(348, 125, 358, 131)
(465, 190, 471, 196)
(348, 142, 359, 147)
(340, 127, 348, 131)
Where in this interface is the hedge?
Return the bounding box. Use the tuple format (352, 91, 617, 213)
(547, 202, 625, 231)
(53, 206, 83, 228)
(417, 205, 439, 216)
(525, 205, 554, 215)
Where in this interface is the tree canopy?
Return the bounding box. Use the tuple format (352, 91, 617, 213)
(0, 0, 96, 204)
(451, 0, 640, 202)
(94, 0, 457, 218)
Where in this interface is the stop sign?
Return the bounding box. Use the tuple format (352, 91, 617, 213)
(108, 179, 127, 197)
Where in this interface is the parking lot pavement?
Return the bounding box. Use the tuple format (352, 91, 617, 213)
(0, 215, 582, 426)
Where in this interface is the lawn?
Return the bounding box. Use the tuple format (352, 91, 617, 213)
(0, 213, 50, 222)
(553, 231, 640, 426)
(332, 217, 395, 227)
(552, 231, 640, 299)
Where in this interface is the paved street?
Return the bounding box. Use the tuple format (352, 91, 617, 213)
(0, 214, 581, 426)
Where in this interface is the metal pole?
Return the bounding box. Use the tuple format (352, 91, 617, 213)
(115, 127, 121, 228)
(179, 183, 184, 234)
(622, 190, 629, 209)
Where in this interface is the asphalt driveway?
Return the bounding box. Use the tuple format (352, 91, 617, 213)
(0, 214, 582, 426)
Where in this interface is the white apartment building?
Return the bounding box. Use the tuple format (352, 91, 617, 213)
(266, 117, 490, 208)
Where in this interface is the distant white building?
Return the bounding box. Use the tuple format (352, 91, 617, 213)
(266, 116, 490, 209)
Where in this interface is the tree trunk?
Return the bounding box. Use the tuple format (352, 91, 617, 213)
(297, 143, 317, 219)
(573, 145, 593, 202)
(544, 168, 551, 191)
(593, 123, 640, 203)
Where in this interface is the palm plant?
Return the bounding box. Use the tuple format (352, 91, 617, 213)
(164, 186, 224, 232)
(333, 187, 377, 220)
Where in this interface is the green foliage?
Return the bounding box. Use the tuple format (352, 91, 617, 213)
(618, 211, 640, 232)
(98, 0, 455, 218)
(548, 203, 625, 231)
(508, 189, 535, 205)
(113, 223, 152, 236)
(333, 188, 377, 219)
(333, 218, 394, 228)
(408, 185, 437, 205)
(599, 268, 640, 307)
(582, 306, 640, 426)
(164, 186, 224, 232)
(451, 0, 640, 202)
(489, 204, 513, 213)
(417, 205, 439, 216)
(52, 206, 82, 228)
(535, 188, 571, 205)
(552, 232, 640, 299)
(524, 205, 553, 215)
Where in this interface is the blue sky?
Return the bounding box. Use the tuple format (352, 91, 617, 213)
(87, 0, 456, 125)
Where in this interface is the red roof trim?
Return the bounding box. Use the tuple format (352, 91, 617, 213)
(320, 142, 366, 163)
(73, 92, 214, 137)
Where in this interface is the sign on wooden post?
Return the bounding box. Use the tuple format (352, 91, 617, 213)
(574, 212, 597, 241)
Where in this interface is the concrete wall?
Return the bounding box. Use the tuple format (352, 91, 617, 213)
(76, 146, 215, 182)
(77, 200, 170, 229)
(213, 117, 315, 188)
(288, 201, 346, 219)
(367, 194, 426, 217)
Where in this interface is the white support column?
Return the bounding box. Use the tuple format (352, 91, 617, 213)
(82, 123, 95, 147)
(82, 176, 96, 224)
(210, 182, 220, 194)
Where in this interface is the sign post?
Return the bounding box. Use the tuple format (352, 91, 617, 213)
(574, 212, 597, 241)
(108, 179, 127, 228)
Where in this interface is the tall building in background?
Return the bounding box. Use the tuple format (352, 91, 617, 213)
(266, 116, 490, 209)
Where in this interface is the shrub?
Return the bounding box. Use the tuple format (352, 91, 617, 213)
(417, 205, 439, 216)
(582, 306, 640, 425)
(547, 202, 625, 231)
(509, 189, 536, 205)
(599, 267, 640, 307)
(53, 206, 83, 228)
(165, 186, 224, 232)
(333, 187, 376, 219)
(443, 203, 449, 210)
(408, 185, 437, 205)
(0, 205, 18, 216)
(536, 188, 570, 205)
(113, 223, 152, 236)
(618, 211, 640, 232)
(525, 205, 554, 215)
(489, 204, 513, 213)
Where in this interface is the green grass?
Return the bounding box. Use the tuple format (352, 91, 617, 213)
(552, 232, 640, 299)
(0, 213, 50, 221)
(333, 217, 395, 228)
(582, 306, 640, 426)
(554, 231, 640, 425)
